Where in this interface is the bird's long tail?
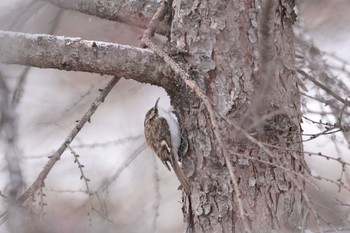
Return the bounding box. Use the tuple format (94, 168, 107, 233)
(171, 160, 192, 194)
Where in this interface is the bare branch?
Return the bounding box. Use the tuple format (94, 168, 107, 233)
(42, 0, 168, 35)
(0, 75, 120, 230)
(0, 31, 173, 86)
(17, 76, 120, 206)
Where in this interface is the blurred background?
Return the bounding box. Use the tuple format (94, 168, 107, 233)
(0, 0, 350, 232)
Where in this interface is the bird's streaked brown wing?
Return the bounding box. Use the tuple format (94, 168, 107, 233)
(147, 117, 173, 170)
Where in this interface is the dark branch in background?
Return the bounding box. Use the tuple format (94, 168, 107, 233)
(3, 0, 42, 31)
(141, 1, 169, 48)
(42, 0, 167, 35)
(0, 31, 173, 87)
(0, 71, 24, 232)
(12, 8, 65, 106)
(11, 67, 31, 106)
(0, 191, 7, 200)
(14, 77, 119, 207)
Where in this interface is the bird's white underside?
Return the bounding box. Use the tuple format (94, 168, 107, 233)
(157, 107, 181, 159)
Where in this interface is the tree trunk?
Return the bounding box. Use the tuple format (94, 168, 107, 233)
(166, 0, 306, 232)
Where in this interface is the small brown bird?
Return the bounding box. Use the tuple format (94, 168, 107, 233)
(144, 98, 192, 193)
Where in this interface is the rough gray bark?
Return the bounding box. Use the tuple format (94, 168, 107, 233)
(165, 0, 305, 232)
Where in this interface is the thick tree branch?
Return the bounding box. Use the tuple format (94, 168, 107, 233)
(0, 30, 173, 86)
(42, 0, 167, 35)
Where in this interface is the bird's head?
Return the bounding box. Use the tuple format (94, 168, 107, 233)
(144, 97, 160, 124)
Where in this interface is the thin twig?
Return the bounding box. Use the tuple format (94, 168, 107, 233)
(263, 144, 350, 168)
(72, 135, 143, 149)
(75, 142, 147, 222)
(303, 129, 342, 142)
(38, 186, 46, 228)
(67, 145, 94, 224)
(297, 69, 350, 107)
(45, 189, 86, 194)
(94, 192, 110, 222)
(98, 142, 147, 192)
(24, 136, 143, 160)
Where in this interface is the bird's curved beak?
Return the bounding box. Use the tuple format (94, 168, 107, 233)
(154, 97, 160, 109)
